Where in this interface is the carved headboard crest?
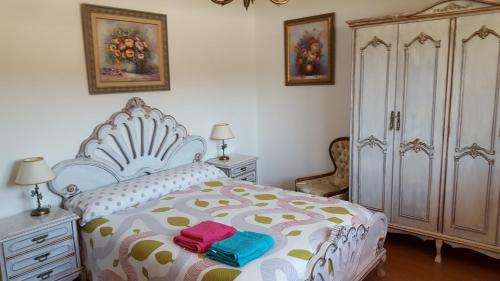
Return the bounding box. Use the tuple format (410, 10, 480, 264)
(124, 97, 152, 113)
(48, 97, 207, 202)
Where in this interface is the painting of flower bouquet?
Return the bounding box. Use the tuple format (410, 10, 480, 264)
(82, 4, 170, 94)
(104, 28, 155, 77)
(285, 13, 335, 86)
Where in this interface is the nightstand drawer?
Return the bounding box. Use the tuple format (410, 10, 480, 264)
(6, 239, 75, 278)
(12, 254, 77, 281)
(3, 222, 73, 258)
(230, 162, 256, 177)
(234, 171, 257, 183)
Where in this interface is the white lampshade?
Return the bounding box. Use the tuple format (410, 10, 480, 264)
(211, 123, 235, 140)
(15, 157, 56, 185)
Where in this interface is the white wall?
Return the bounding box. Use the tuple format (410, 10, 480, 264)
(254, 0, 438, 189)
(0, 0, 458, 218)
(0, 0, 257, 218)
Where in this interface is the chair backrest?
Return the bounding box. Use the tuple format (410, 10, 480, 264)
(329, 137, 350, 187)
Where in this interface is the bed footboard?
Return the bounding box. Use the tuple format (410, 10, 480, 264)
(305, 212, 388, 281)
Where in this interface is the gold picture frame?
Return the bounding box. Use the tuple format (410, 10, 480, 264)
(81, 4, 170, 94)
(284, 13, 335, 86)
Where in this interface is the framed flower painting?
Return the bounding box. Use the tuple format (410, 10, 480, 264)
(81, 4, 170, 94)
(284, 13, 335, 86)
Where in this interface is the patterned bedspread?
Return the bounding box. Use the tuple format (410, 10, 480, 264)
(81, 179, 372, 281)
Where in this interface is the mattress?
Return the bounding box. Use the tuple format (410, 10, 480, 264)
(77, 178, 373, 281)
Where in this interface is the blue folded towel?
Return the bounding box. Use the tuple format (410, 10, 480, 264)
(205, 231, 274, 267)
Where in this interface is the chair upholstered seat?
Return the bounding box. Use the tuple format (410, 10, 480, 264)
(295, 137, 350, 200)
(296, 176, 349, 200)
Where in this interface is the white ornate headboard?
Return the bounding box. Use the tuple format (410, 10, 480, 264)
(48, 97, 206, 203)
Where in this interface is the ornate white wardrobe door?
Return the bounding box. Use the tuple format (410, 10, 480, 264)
(350, 25, 397, 219)
(391, 19, 450, 232)
(443, 13, 500, 245)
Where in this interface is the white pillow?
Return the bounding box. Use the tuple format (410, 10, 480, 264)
(65, 162, 226, 225)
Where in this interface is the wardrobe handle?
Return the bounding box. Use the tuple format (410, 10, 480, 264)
(389, 111, 395, 130)
(396, 112, 401, 131)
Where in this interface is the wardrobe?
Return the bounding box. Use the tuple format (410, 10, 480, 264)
(348, 0, 500, 261)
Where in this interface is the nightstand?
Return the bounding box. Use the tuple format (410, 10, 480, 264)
(0, 208, 82, 281)
(207, 154, 258, 183)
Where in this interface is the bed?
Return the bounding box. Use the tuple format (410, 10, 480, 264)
(47, 97, 387, 281)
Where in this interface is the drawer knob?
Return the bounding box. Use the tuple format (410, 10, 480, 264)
(34, 252, 51, 262)
(240, 167, 247, 171)
(32, 234, 49, 244)
(37, 270, 53, 280)
(241, 178, 247, 181)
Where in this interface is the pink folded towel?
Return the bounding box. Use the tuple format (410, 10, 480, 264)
(174, 221, 237, 253)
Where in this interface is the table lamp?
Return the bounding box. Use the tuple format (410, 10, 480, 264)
(211, 123, 235, 160)
(15, 157, 56, 216)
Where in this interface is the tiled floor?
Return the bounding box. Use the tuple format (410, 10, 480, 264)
(364, 233, 500, 281)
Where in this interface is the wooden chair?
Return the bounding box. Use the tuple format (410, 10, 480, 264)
(295, 137, 350, 200)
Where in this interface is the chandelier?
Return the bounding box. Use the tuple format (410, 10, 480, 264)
(211, 0, 289, 10)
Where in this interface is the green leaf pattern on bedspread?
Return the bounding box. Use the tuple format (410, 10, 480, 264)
(327, 217, 344, 224)
(287, 249, 315, 261)
(142, 266, 149, 280)
(151, 207, 172, 213)
(254, 214, 273, 225)
(286, 230, 302, 237)
(129, 240, 164, 261)
(155, 251, 174, 265)
(202, 268, 242, 281)
(320, 207, 352, 215)
(254, 194, 278, 200)
(204, 181, 224, 187)
(167, 217, 190, 227)
(82, 218, 110, 234)
(100, 226, 114, 237)
(81, 179, 372, 281)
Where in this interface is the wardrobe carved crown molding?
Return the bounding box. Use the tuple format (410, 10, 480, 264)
(433, 2, 473, 13)
(347, 0, 500, 27)
(405, 32, 442, 48)
(361, 36, 392, 51)
(463, 25, 500, 42)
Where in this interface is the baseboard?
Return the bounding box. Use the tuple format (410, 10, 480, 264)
(388, 223, 500, 258)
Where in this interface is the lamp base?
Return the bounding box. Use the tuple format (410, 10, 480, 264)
(31, 207, 50, 217)
(218, 155, 230, 161)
